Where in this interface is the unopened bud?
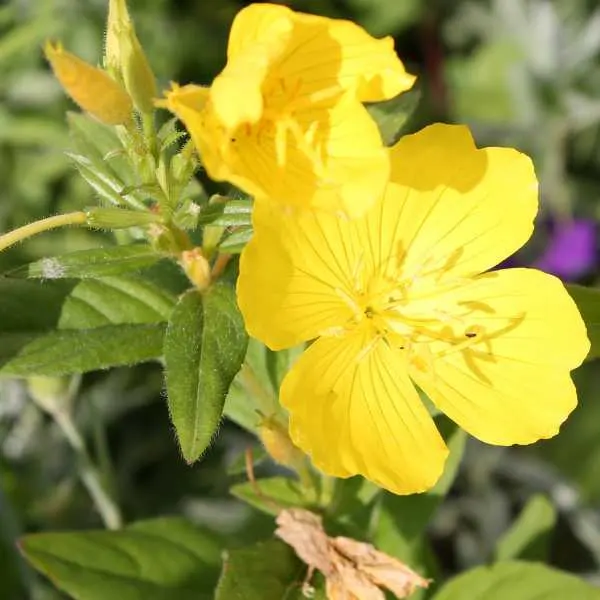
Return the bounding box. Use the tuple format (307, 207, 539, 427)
(85, 207, 162, 229)
(259, 416, 305, 469)
(180, 248, 212, 291)
(45, 41, 133, 125)
(105, 0, 157, 114)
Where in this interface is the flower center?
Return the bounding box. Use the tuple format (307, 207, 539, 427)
(345, 271, 486, 357)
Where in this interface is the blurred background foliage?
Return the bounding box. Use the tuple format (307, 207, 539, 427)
(1, 0, 600, 598)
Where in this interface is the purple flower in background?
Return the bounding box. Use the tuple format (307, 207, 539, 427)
(496, 218, 597, 280)
(533, 219, 597, 280)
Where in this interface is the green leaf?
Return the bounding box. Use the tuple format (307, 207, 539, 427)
(348, 0, 422, 36)
(19, 517, 221, 600)
(215, 540, 326, 600)
(366, 86, 421, 146)
(197, 198, 253, 227)
(495, 495, 556, 562)
(165, 283, 248, 462)
(67, 112, 135, 190)
(218, 227, 253, 253)
(230, 477, 315, 517)
(432, 561, 600, 600)
(566, 284, 600, 361)
(0, 275, 175, 376)
(7, 245, 163, 279)
(373, 418, 466, 574)
(0, 324, 165, 376)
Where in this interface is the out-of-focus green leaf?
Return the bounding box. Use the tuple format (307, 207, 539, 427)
(0, 17, 56, 65)
(20, 517, 221, 600)
(566, 284, 600, 361)
(495, 494, 556, 562)
(225, 339, 302, 433)
(215, 540, 326, 600)
(373, 418, 466, 583)
(326, 476, 380, 538)
(432, 561, 600, 600)
(165, 284, 248, 463)
(367, 86, 421, 146)
(528, 362, 600, 501)
(7, 245, 163, 279)
(227, 446, 269, 477)
(230, 477, 314, 517)
(348, 0, 421, 36)
(446, 42, 524, 124)
(0, 484, 29, 600)
(0, 275, 174, 376)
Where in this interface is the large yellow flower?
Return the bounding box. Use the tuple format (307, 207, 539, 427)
(161, 3, 415, 217)
(237, 123, 590, 495)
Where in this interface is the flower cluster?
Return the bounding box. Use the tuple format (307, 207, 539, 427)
(160, 3, 590, 495)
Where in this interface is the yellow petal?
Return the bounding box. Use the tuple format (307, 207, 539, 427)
(212, 9, 292, 130)
(283, 11, 415, 102)
(410, 268, 589, 445)
(227, 4, 414, 103)
(45, 41, 132, 125)
(384, 123, 538, 280)
(226, 3, 293, 61)
(281, 331, 448, 494)
(237, 199, 359, 350)
(159, 84, 229, 178)
(217, 93, 389, 216)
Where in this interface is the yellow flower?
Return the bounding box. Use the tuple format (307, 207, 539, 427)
(161, 3, 415, 217)
(237, 123, 590, 495)
(44, 42, 133, 125)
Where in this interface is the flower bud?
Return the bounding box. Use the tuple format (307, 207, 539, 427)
(44, 41, 133, 125)
(259, 416, 305, 470)
(85, 207, 162, 229)
(179, 248, 212, 291)
(105, 0, 157, 114)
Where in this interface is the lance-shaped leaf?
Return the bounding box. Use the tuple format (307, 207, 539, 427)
(7, 245, 163, 279)
(165, 283, 248, 462)
(218, 226, 253, 253)
(0, 275, 175, 376)
(19, 517, 221, 600)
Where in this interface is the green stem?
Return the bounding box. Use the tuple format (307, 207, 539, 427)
(0, 212, 87, 253)
(238, 363, 279, 416)
(91, 397, 118, 504)
(53, 410, 123, 530)
(142, 112, 158, 160)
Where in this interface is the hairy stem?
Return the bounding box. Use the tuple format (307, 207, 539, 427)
(0, 212, 87, 253)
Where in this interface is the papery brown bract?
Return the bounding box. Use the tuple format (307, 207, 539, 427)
(275, 508, 429, 599)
